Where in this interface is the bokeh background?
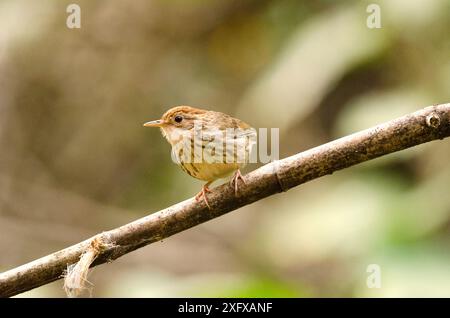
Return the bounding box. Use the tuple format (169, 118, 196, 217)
(1, 0, 449, 297)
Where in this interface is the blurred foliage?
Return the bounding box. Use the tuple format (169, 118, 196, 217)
(0, 0, 449, 297)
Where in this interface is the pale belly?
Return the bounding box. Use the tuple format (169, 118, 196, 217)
(170, 130, 253, 182)
(178, 162, 242, 181)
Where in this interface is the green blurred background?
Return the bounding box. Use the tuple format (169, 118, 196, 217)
(1, 0, 449, 297)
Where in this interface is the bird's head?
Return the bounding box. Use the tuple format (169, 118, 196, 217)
(144, 106, 208, 145)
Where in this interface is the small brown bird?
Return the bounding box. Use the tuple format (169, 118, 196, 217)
(144, 106, 256, 208)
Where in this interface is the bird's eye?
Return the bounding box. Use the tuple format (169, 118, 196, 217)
(174, 115, 183, 123)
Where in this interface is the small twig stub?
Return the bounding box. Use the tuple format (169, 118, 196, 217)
(426, 113, 441, 128)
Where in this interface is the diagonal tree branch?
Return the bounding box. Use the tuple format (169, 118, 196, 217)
(1, 103, 449, 298)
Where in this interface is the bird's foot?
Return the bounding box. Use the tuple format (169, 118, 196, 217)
(230, 169, 246, 196)
(195, 183, 212, 209)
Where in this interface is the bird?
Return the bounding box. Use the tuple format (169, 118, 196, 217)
(144, 106, 256, 208)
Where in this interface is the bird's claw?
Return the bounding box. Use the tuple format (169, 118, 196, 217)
(230, 170, 246, 196)
(195, 184, 212, 209)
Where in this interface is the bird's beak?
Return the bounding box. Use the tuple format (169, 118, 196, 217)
(143, 119, 164, 127)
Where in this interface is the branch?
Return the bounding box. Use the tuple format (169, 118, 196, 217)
(1, 103, 449, 297)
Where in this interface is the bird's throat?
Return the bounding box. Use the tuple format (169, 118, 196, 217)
(161, 126, 189, 146)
